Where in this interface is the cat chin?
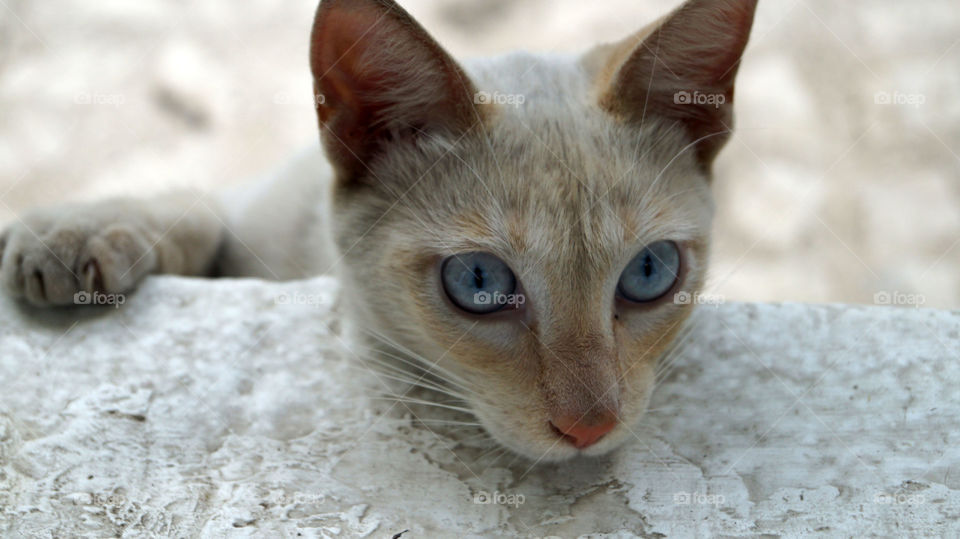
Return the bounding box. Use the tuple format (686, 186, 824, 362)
(489, 428, 632, 463)
(475, 410, 637, 462)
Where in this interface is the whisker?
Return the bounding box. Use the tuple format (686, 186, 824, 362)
(358, 342, 478, 397)
(476, 443, 506, 461)
(652, 338, 688, 379)
(640, 128, 732, 210)
(653, 316, 700, 380)
(360, 356, 478, 403)
(352, 347, 467, 389)
(353, 363, 467, 400)
(412, 419, 483, 427)
(360, 328, 480, 396)
(374, 396, 473, 414)
(460, 431, 500, 446)
(485, 447, 512, 468)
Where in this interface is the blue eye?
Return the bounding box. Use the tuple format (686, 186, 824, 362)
(441, 252, 517, 314)
(617, 241, 681, 303)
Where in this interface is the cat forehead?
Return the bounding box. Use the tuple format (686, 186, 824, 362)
(380, 121, 711, 259)
(362, 53, 713, 255)
(374, 56, 703, 193)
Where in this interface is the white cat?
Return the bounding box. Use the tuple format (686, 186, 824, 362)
(0, 0, 757, 461)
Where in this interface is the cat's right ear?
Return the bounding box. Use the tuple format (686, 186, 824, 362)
(310, 0, 482, 184)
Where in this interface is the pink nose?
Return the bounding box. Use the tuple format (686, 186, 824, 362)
(550, 413, 618, 449)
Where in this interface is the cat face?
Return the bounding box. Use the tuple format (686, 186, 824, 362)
(311, 0, 756, 461)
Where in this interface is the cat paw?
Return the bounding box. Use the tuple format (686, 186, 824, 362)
(0, 208, 157, 307)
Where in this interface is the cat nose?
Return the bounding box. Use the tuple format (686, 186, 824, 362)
(549, 413, 618, 449)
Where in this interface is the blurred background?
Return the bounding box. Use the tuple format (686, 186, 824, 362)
(0, 0, 957, 308)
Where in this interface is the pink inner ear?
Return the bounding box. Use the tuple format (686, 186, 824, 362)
(311, 0, 472, 128)
(601, 0, 758, 170)
(654, 0, 757, 88)
(312, 6, 394, 124)
(309, 0, 480, 181)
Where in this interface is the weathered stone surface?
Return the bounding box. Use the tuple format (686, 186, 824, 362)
(1, 276, 958, 537)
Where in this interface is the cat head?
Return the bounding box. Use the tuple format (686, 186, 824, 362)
(310, 0, 757, 461)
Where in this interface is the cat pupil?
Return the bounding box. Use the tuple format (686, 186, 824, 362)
(473, 266, 485, 289)
(643, 256, 655, 278)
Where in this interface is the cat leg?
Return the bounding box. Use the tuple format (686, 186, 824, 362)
(0, 192, 223, 306)
(0, 148, 335, 307)
(213, 147, 335, 280)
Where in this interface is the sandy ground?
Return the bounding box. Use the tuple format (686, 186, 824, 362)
(0, 0, 958, 308)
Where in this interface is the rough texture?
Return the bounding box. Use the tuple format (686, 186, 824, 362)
(1, 276, 958, 537)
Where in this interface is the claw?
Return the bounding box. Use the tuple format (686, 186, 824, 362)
(32, 270, 46, 302)
(13, 254, 25, 291)
(82, 258, 104, 293)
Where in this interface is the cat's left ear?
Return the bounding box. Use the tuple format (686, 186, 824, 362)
(310, 0, 481, 184)
(587, 0, 758, 172)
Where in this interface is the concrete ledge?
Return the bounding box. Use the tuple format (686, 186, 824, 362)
(1, 276, 958, 536)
